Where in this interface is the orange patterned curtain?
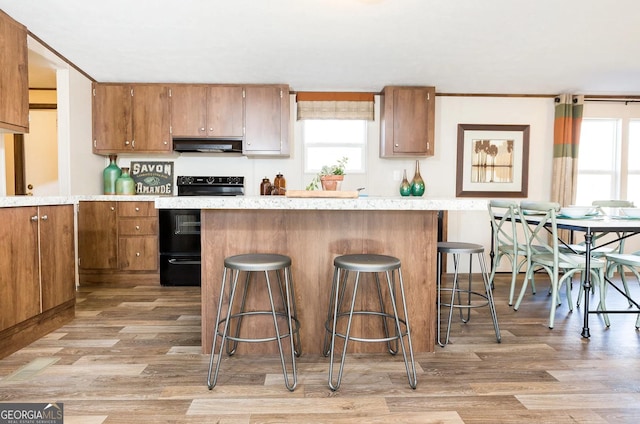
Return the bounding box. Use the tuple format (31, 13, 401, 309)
(551, 94, 584, 207)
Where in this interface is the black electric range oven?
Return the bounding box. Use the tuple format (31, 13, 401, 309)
(159, 176, 244, 286)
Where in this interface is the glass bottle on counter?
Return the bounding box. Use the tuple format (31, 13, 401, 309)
(273, 172, 286, 195)
(260, 177, 272, 195)
(103, 155, 121, 195)
(115, 167, 135, 195)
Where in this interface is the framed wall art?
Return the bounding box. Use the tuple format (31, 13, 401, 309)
(130, 161, 174, 195)
(456, 124, 530, 198)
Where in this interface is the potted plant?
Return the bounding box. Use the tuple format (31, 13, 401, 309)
(306, 157, 348, 191)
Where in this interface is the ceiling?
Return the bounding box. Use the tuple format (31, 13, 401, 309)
(3, 0, 640, 95)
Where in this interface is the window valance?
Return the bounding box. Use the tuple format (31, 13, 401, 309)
(296, 92, 375, 120)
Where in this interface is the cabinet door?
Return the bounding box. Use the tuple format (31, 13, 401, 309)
(0, 207, 40, 331)
(244, 85, 289, 155)
(207, 86, 244, 137)
(118, 237, 159, 271)
(132, 85, 172, 152)
(381, 86, 435, 157)
(78, 201, 118, 269)
(39, 205, 75, 312)
(170, 85, 208, 138)
(92, 84, 133, 153)
(0, 11, 29, 132)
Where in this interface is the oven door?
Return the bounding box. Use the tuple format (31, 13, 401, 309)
(159, 209, 201, 286)
(159, 209, 201, 254)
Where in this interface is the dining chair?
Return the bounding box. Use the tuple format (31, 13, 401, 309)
(570, 200, 635, 306)
(515, 201, 609, 328)
(487, 200, 531, 305)
(604, 250, 640, 324)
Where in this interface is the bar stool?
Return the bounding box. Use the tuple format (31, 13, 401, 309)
(323, 254, 417, 391)
(207, 253, 301, 391)
(437, 242, 501, 346)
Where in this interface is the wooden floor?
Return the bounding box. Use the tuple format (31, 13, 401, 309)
(1, 273, 640, 423)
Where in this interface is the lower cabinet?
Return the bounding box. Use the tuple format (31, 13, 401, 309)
(78, 200, 159, 283)
(0, 205, 76, 358)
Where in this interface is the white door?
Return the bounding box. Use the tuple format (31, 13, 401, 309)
(24, 109, 59, 196)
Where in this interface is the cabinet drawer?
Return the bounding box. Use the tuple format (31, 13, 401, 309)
(118, 236, 159, 271)
(118, 201, 157, 217)
(118, 217, 158, 235)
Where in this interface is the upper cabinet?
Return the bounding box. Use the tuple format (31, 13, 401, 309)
(0, 10, 29, 133)
(92, 83, 171, 154)
(243, 85, 289, 156)
(170, 85, 244, 138)
(380, 86, 435, 157)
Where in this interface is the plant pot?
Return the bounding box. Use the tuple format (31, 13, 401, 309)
(320, 175, 344, 191)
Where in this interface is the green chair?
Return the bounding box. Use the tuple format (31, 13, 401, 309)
(604, 250, 640, 325)
(515, 201, 608, 328)
(488, 200, 532, 306)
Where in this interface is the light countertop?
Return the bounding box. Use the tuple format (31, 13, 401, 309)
(154, 196, 488, 211)
(0, 195, 489, 211)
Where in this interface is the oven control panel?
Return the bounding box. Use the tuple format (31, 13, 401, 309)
(177, 176, 244, 186)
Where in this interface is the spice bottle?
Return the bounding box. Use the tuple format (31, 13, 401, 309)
(273, 173, 286, 195)
(260, 177, 272, 195)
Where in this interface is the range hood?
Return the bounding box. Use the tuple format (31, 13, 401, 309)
(173, 138, 243, 153)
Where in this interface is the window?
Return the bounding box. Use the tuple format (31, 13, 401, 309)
(576, 104, 640, 206)
(302, 119, 366, 174)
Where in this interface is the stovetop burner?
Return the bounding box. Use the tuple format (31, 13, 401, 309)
(177, 176, 244, 196)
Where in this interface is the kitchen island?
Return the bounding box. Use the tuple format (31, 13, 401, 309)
(155, 196, 487, 354)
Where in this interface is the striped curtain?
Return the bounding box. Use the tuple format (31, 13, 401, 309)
(551, 94, 584, 207)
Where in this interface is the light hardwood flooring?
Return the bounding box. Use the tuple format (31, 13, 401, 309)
(1, 273, 639, 423)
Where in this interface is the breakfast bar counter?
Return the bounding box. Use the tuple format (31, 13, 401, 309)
(155, 196, 487, 354)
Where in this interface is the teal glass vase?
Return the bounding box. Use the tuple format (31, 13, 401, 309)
(103, 155, 121, 195)
(410, 160, 425, 197)
(399, 169, 412, 196)
(115, 167, 135, 195)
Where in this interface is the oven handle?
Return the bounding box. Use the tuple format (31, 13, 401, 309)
(168, 259, 201, 265)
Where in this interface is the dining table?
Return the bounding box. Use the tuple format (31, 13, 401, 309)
(521, 212, 640, 337)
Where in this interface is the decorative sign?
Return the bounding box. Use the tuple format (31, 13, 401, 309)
(130, 161, 174, 195)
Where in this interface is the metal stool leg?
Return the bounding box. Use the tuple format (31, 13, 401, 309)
(264, 269, 297, 391)
(385, 268, 417, 389)
(227, 270, 251, 355)
(207, 266, 240, 390)
(477, 252, 501, 342)
(328, 268, 361, 391)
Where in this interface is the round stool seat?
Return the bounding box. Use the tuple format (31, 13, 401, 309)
(224, 253, 291, 271)
(333, 254, 401, 272)
(437, 241, 484, 254)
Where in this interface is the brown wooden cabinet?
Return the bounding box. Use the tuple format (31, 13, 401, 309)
(39, 205, 76, 312)
(77, 201, 118, 269)
(117, 201, 158, 271)
(0, 205, 75, 358)
(170, 84, 244, 138)
(92, 83, 171, 154)
(244, 85, 290, 156)
(380, 86, 436, 157)
(0, 10, 29, 133)
(0, 207, 40, 331)
(78, 201, 159, 283)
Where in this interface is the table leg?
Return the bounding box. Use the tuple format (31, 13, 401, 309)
(581, 232, 593, 338)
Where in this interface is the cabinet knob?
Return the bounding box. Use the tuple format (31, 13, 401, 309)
(125, 140, 130, 145)
(135, 207, 140, 211)
(111, 206, 116, 211)
(163, 141, 168, 145)
(209, 127, 214, 132)
(135, 225, 140, 231)
(200, 127, 205, 131)
(41, 215, 48, 221)
(136, 252, 141, 257)
(131, 140, 136, 148)
(30, 215, 38, 222)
